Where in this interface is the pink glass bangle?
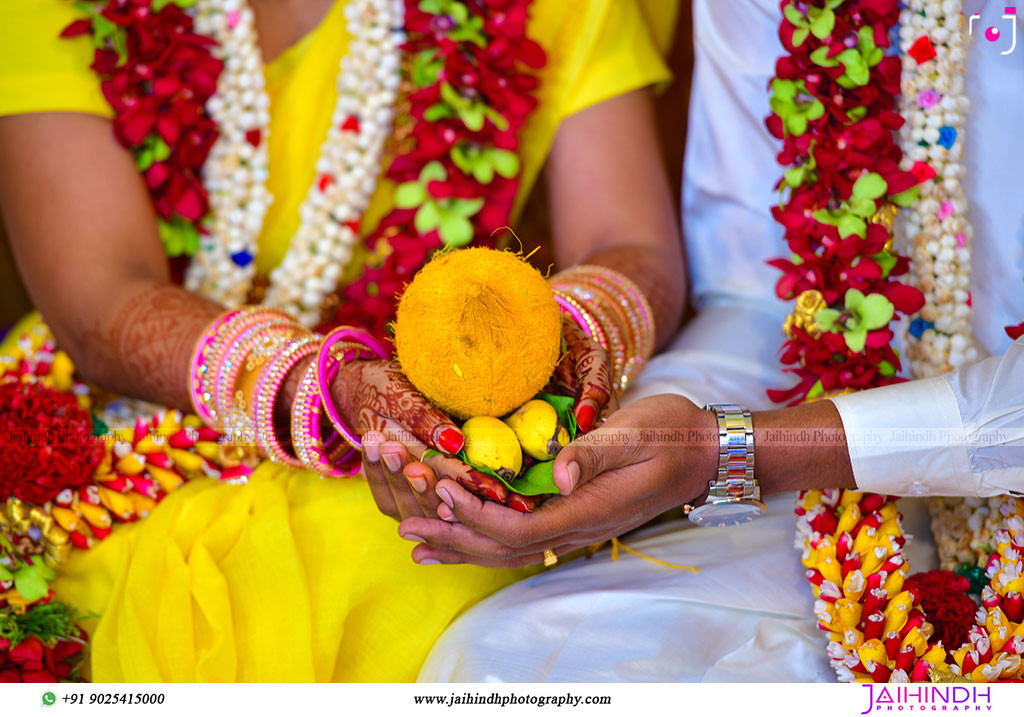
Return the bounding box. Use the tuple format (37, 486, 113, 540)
(192, 307, 296, 427)
(292, 359, 356, 477)
(315, 326, 390, 450)
(254, 335, 322, 468)
(554, 291, 608, 350)
(189, 308, 245, 424)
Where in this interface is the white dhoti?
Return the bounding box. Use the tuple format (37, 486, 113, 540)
(418, 304, 939, 682)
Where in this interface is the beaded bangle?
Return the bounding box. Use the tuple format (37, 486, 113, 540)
(189, 308, 245, 423)
(553, 291, 608, 350)
(214, 321, 302, 427)
(552, 265, 656, 392)
(192, 307, 296, 426)
(254, 335, 322, 468)
(315, 326, 390, 450)
(220, 326, 309, 445)
(554, 265, 656, 362)
(292, 359, 357, 477)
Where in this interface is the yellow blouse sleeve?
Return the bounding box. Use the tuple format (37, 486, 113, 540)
(0, 0, 112, 118)
(559, 0, 671, 119)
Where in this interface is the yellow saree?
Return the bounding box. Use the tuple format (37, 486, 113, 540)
(0, 0, 669, 682)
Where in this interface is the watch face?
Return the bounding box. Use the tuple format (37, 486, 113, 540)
(688, 499, 765, 528)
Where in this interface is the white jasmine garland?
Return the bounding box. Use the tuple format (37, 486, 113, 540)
(187, 0, 406, 326)
(897, 0, 977, 377)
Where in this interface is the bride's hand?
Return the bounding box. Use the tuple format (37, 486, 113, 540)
(396, 395, 719, 567)
(330, 359, 509, 520)
(548, 318, 618, 434)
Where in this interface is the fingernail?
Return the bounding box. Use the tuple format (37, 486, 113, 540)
(437, 487, 454, 509)
(438, 503, 455, 521)
(363, 434, 380, 462)
(563, 461, 580, 495)
(419, 559, 440, 566)
(575, 404, 596, 434)
(406, 474, 427, 493)
(438, 428, 465, 454)
(383, 451, 402, 473)
(401, 533, 425, 543)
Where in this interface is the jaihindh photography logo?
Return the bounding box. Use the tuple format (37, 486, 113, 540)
(860, 684, 993, 713)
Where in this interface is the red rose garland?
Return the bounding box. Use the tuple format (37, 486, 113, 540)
(63, 0, 545, 346)
(766, 0, 925, 405)
(61, 1, 222, 256)
(327, 0, 545, 343)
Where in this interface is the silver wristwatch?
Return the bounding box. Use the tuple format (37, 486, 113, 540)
(686, 403, 766, 528)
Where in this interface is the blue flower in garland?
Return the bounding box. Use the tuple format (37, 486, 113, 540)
(909, 317, 935, 339)
(937, 126, 957, 150)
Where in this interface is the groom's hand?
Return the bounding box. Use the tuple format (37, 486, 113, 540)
(397, 394, 720, 568)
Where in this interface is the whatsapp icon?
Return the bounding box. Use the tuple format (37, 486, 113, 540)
(42, 692, 57, 706)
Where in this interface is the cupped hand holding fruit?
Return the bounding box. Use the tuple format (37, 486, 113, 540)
(361, 247, 615, 520)
(330, 359, 511, 521)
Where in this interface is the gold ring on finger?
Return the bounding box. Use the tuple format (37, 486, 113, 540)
(543, 549, 558, 567)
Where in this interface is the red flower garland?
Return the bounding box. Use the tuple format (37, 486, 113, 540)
(904, 570, 977, 654)
(766, 0, 925, 405)
(62, 1, 222, 255)
(63, 0, 545, 346)
(326, 0, 545, 344)
(0, 381, 104, 506)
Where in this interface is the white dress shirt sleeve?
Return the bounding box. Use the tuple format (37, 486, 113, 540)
(829, 337, 1024, 497)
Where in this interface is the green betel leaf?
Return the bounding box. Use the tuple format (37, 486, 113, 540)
(837, 213, 867, 239)
(13, 564, 49, 603)
(394, 181, 427, 208)
(844, 328, 868, 353)
(814, 308, 841, 332)
(858, 293, 895, 330)
(414, 201, 442, 234)
(450, 143, 473, 173)
(878, 359, 897, 378)
(491, 149, 520, 178)
(891, 185, 920, 207)
(792, 27, 810, 47)
(438, 213, 474, 247)
(852, 172, 887, 201)
(509, 461, 560, 496)
(0, 565, 12, 581)
(810, 8, 835, 39)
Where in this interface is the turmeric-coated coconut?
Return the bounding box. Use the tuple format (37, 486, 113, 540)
(394, 248, 562, 419)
